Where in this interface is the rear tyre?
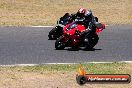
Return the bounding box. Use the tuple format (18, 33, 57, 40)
(84, 34, 99, 50)
(55, 36, 66, 50)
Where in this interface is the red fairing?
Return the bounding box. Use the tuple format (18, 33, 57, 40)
(62, 22, 105, 47)
(63, 22, 86, 35)
(63, 22, 86, 46)
(96, 24, 105, 34)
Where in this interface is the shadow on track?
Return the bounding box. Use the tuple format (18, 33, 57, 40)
(54, 48, 102, 51)
(67, 48, 102, 51)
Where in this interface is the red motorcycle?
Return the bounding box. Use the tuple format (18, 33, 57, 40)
(55, 19, 105, 50)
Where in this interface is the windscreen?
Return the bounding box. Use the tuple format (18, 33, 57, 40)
(67, 22, 77, 31)
(58, 17, 71, 25)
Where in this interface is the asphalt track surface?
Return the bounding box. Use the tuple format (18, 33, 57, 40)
(0, 25, 132, 65)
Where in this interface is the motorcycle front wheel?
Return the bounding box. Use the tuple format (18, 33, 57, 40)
(55, 36, 66, 50)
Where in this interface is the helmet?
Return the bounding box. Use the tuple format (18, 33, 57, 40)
(78, 8, 87, 14)
(76, 8, 87, 18)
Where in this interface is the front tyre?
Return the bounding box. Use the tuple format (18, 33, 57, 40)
(55, 36, 66, 50)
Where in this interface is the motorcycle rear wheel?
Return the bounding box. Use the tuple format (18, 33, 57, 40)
(84, 34, 99, 50)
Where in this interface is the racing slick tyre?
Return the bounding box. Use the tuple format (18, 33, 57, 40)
(55, 36, 66, 50)
(76, 75, 87, 85)
(84, 34, 99, 50)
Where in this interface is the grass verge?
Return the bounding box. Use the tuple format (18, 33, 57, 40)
(0, 62, 132, 88)
(0, 62, 130, 74)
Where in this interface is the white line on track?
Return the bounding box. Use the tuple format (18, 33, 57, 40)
(119, 61, 132, 63)
(0, 61, 132, 67)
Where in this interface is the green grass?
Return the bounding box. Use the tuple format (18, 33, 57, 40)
(0, 62, 130, 74)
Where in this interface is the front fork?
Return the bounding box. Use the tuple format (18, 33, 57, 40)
(62, 34, 83, 47)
